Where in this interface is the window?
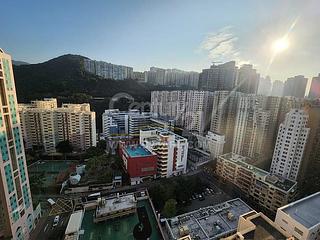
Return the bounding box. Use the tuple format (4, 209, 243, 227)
(294, 227, 303, 236)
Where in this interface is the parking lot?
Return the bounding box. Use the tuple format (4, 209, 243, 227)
(186, 186, 232, 212)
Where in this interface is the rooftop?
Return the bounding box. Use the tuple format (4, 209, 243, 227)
(65, 210, 84, 238)
(243, 215, 287, 240)
(280, 191, 320, 228)
(141, 127, 187, 141)
(124, 145, 154, 157)
(96, 194, 136, 216)
(165, 198, 252, 240)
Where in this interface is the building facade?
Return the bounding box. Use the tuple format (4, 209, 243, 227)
(19, 99, 96, 153)
(275, 192, 320, 240)
(283, 75, 308, 98)
(132, 71, 146, 83)
(102, 109, 151, 138)
(270, 109, 309, 181)
(236, 64, 260, 94)
(232, 95, 281, 166)
(223, 211, 293, 240)
(216, 153, 297, 212)
(308, 74, 320, 99)
(257, 76, 272, 96)
(119, 143, 157, 185)
(271, 80, 284, 97)
(194, 131, 225, 159)
(0, 49, 34, 239)
(151, 90, 213, 134)
(145, 67, 199, 88)
(199, 61, 238, 92)
(83, 58, 133, 80)
(210, 91, 240, 153)
(140, 128, 188, 178)
(299, 102, 320, 188)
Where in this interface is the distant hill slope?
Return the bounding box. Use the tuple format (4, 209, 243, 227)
(12, 60, 29, 66)
(13, 54, 151, 102)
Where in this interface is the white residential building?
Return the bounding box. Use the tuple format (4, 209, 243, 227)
(102, 109, 150, 138)
(139, 128, 188, 178)
(145, 67, 199, 88)
(232, 95, 270, 162)
(194, 131, 225, 159)
(19, 98, 96, 153)
(210, 91, 241, 153)
(151, 90, 214, 134)
(270, 109, 309, 181)
(0, 49, 34, 240)
(257, 76, 272, 96)
(271, 80, 284, 97)
(231, 94, 283, 167)
(83, 58, 133, 80)
(275, 191, 320, 240)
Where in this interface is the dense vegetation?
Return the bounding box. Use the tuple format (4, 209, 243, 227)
(13, 54, 151, 102)
(148, 175, 206, 216)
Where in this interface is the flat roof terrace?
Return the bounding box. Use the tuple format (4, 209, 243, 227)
(125, 145, 154, 157)
(243, 216, 287, 240)
(166, 198, 252, 240)
(96, 194, 136, 217)
(280, 191, 320, 229)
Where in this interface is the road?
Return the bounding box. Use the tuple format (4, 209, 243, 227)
(31, 213, 70, 240)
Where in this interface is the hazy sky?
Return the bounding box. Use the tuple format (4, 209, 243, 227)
(1, 0, 319, 81)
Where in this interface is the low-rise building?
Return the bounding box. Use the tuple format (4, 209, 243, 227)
(216, 153, 297, 212)
(64, 210, 84, 240)
(275, 191, 320, 240)
(140, 128, 188, 178)
(119, 143, 157, 185)
(94, 194, 137, 223)
(164, 198, 252, 240)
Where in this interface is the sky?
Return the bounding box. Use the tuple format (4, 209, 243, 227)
(1, 0, 319, 82)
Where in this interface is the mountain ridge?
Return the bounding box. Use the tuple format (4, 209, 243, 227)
(13, 54, 150, 103)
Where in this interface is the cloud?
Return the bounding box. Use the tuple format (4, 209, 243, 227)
(199, 26, 245, 63)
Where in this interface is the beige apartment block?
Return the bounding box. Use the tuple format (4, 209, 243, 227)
(19, 98, 96, 153)
(216, 153, 297, 212)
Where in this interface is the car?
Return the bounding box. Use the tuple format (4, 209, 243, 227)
(198, 194, 205, 201)
(53, 215, 60, 227)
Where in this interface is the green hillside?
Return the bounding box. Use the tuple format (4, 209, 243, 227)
(13, 54, 151, 102)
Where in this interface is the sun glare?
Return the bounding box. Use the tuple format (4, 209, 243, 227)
(272, 37, 289, 53)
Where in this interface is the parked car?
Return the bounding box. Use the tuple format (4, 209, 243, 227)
(198, 194, 205, 201)
(53, 215, 60, 227)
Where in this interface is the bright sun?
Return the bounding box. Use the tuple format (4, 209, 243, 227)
(272, 38, 289, 53)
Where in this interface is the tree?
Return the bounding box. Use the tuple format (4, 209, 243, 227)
(56, 140, 73, 159)
(97, 140, 106, 150)
(163, 199, 177, 218)
(29, 172, 46, 194)
(85, 146, 104, 158)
